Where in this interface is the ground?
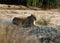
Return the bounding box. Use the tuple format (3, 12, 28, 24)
(0, 4, 60, 10)
(0, 4, 41, 10)
(0, 9, 60, 43)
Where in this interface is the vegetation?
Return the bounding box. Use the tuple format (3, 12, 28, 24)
(0, 0, 59, 9)
(36, 17, 51, 25)
(26, 0, 57, 8)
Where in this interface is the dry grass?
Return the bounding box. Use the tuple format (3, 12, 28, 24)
(0, 10, 60, 43)
(0, 23, 7, 43)
(36, 17, 51, 25)
(0, 4, 59, 10)
(0, 4, 30, 10)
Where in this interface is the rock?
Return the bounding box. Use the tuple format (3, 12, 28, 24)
(28, 25, 60, 43)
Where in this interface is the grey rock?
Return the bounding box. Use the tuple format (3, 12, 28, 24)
(28, 25, 60, 43)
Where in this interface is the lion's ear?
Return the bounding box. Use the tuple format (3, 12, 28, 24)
(28, 14, 36, 20)
(12, 17, 22, 25)
(31, 15, 36, 20)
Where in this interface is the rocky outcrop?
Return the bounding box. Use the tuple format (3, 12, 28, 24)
(28, 25, 60, 43)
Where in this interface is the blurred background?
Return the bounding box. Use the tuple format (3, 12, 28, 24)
(0, 0, 60, 10)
